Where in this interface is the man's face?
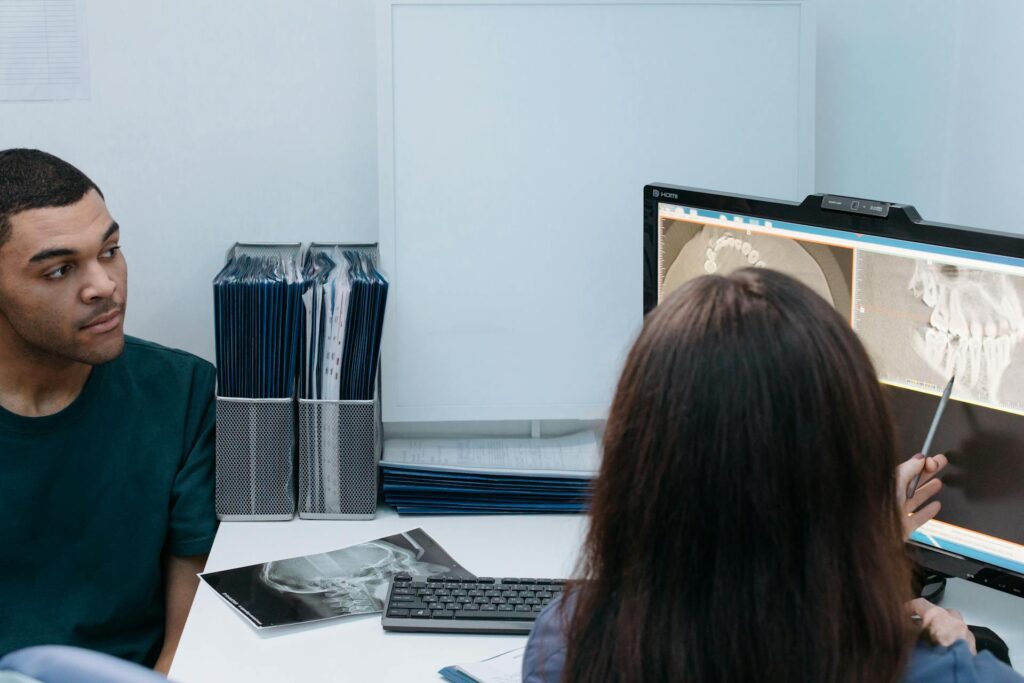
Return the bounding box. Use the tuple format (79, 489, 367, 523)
(0, 189, 127, 365)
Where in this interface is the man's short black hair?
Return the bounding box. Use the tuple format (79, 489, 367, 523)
(0, 149, 103, 248)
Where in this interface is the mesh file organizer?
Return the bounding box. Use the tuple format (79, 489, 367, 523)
(213, 243, 303, 521)
(297, 243, 383, 519)
(215, 397, 296, 520)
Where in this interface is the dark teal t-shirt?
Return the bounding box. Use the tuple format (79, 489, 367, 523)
(0, 337, 218, 665)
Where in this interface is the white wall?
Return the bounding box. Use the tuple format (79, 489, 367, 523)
(4, 0, 1023, 371)
(816, 0, 1024, 235)
(378, 0, 814, 423)
(0, 0, 377, 362)
(941, 2, 1024, 233)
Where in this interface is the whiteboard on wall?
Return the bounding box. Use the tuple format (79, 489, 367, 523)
(378, 0, 815, 422)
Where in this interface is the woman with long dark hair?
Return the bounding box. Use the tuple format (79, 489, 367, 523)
(522, 269, 1021, 682)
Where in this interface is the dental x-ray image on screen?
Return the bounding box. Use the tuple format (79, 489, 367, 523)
(201, 528, 473, 628)
(854, 251, 1024, 413)
(660, 219, 854, 320)
(649, 190, 1024, 585)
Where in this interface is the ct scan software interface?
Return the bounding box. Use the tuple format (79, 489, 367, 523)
(658, 202, 1024, 576)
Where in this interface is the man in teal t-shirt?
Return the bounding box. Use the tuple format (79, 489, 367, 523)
(0, 149, 217, 671)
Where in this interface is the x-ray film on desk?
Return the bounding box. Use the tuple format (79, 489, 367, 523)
(651, 195, 1024, 581)
(200, 528, 472, 629)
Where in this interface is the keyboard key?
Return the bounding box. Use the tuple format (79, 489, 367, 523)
(387, 608, 410, 617)
(463, 603, 480, 611)
(427, 602, 444, 610)
(427, 577, 446, 583)
(393, 588, 416, 596)
(445, 602, 459, 610)
(410, 609, 431, 618)
(391, 595, 416, 603)
(432, 610, 454, 619)
(409, 582, 427, 589)
(394, 574, 412, 583)
(476, 577, 496, 584)
(454, 610, 536, 622)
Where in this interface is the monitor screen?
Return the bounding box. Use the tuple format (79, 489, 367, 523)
(645, 186, 1024, 595)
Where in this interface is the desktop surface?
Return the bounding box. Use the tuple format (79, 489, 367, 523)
(171, 508, 1024, 682)
(170, 509, 587, 683)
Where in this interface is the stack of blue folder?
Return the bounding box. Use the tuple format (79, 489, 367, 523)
(213, 251, 304, 399)
(300, 247, 389, 401)
(380, 433, 597, 515)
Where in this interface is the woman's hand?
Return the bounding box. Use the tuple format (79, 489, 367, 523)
(897, 452, 948, 538)
(910, 598, 976, 654)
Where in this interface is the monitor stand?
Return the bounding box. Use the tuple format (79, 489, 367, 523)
(916, 568, 948, 604)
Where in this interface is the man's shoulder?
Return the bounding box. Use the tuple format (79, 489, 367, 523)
(113, 337, 215, 392)
(121, 337, 214, 374)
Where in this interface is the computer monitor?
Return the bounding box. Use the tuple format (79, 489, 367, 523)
(644, 184, 1024, 599)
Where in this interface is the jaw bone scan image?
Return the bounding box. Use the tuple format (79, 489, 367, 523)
(660, 219, 854, 319)
(854, 252, 1024, 411)
(260, 536, 451, 616)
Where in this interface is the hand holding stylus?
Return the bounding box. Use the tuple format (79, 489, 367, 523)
(906, 375, 955, 501)
(898, 452, 948, 538)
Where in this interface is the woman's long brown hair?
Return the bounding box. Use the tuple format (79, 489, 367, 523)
(562, 268, 914, 682)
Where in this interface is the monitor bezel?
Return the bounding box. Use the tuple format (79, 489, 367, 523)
(644, 183, 1024, 600)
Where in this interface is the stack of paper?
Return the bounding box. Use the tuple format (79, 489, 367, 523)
(213, 252, 304, 398)
(381, 431, 598, 515)
(440, 647, 525, 683)
(300, 247, 389, 401)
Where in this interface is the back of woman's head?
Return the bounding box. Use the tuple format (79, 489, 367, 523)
(565, 268, 913, 683)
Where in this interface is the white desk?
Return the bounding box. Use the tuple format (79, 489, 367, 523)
(171, 509, 1024, 682)
(170, 510, 588, 682)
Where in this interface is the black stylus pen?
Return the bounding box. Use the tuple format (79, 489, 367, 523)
(906, 375, 955, 501)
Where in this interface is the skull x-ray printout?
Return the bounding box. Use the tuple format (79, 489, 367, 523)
(853, 252, 1024, 413)
(201, 528, 473, 628)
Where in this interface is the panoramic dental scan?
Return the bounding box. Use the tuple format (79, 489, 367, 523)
(855, 253, 1024, 412)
